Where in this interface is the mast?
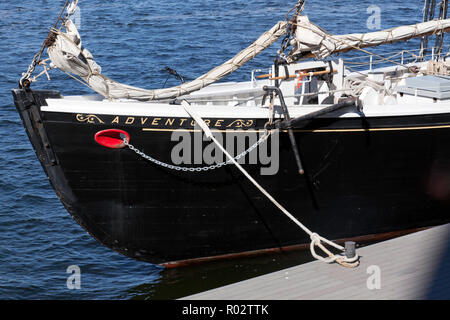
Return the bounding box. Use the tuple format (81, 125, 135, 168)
(420, 0, 448, 59)
(435, 0, 449, 56)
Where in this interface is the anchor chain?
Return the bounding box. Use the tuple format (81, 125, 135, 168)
(123, 131, 271, 172)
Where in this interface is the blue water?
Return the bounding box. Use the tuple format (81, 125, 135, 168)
(0, 0, 429, 299)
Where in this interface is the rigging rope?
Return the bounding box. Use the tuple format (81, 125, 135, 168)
(435, 0, 449, 56)
(19, 0, 72, 88)
(421, 0, 438, 59)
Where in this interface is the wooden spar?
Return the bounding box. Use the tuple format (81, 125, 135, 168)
(256, 73, 273, 79)
(256, 69, 337, 80)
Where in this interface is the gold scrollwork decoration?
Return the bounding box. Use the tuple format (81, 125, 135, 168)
(76, 114, 105, 124)
(226, 119, 254, 128)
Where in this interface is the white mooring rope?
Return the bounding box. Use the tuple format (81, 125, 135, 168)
(178, 101, 360, 268)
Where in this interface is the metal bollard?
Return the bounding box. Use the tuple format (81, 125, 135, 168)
(345, 241, 356, 259)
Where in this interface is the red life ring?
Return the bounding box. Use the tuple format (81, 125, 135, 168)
(95, 129, 130, 149)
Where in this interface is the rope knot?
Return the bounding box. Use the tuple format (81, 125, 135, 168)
(308, 232, 360, 268)
(310, 232, 321, 243)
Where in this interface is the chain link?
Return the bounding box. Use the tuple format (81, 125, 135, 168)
(20, 49, 46, 87)
(123, 132, 271, 172)
(278, 0, 306, 62)
(19, 0, 72, 87)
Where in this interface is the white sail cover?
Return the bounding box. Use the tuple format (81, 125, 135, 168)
(290, 16, 450, 60)
(47, 19, 287, 101)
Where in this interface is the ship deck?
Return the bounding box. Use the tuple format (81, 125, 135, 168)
(181, 223, 450, 300)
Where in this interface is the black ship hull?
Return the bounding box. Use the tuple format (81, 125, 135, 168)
(12, 89, 450, 266)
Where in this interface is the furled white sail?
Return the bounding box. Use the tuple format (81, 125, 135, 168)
(47, 4, 449, 102)
(289, 16, 450, 60)
(47, 19, 287, 101)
